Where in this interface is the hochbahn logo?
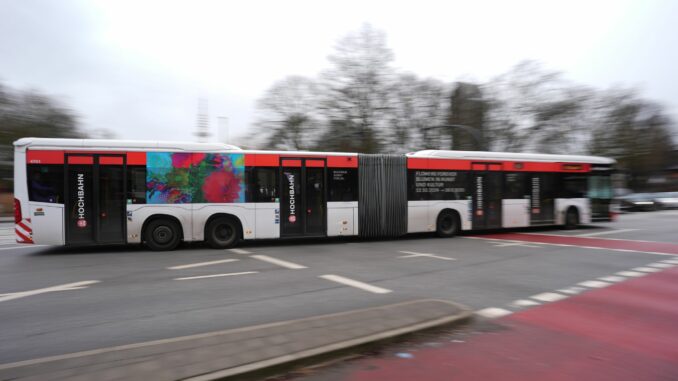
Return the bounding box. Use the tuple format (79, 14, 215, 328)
(76, 173, 87, 228)
(286, 173, 296, 223)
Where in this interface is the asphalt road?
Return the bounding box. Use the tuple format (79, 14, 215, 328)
(1, 210, 677, 365)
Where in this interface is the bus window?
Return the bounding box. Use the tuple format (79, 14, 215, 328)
(504, 173, 526, 199)
(560, 175, 587, 198)
(27, 165, 63, 203)
(246, 167, 278, 202)
(127, 166, 147, 204)
(328, 168, 358, 202)
(588, 175, 612, 199)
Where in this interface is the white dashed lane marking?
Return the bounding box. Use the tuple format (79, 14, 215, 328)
(578, 280, 612, 288)
(648, 263, 675, 268)
(489, 260, 675, 318)
(530, 292, 567, 302)
(398, 251, 456, 261)
(475, 307, 512, 318)
(174, 272, 258, 281)
(167, 259, 239, 270)
(616, 271, 646, 277)
(662, 259, 678, 264)
(558, 286, 586, 295)
(632, 267, 662, 273)
(319, 275, 392, 294)
(511, 299, 540, 307)
(0, 281, 100, 303)
(251, 255, 307, 269)
(599, 275, 627, 282)
(228, 248, 251, 255)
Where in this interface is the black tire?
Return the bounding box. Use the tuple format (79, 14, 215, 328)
(144, 218, 181, 251)
(205, 216, 241, 249)
(564, 207, 579, 230)
(436, 210, 460, 238)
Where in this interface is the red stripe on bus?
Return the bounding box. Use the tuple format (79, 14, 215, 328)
(67, 156, 94, 165)
(245, 154, 357, 168)
(27, 150, 147, 165)
(127, 152, 146, 165)
(281, 159, 302, 167)
(253, 154, 281, 166)
(26, 150, 64, 164)
(244, 154, 256, 167)
(99, 156, 124, 165)
(306, 159, 325, 168)
(409, 158, 592, 172)
(327, 156, 358, 168)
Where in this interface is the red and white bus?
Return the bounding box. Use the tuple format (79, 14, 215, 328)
(13, 138, 616, 250)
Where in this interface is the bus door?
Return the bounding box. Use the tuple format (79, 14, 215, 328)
(471, 163, 502, 230)
(65, 154, 127, 245)
(280, 158, 327, 237)
(528, 173, 556, 225)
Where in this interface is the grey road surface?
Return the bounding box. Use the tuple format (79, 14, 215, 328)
(0, 210, 676, 364)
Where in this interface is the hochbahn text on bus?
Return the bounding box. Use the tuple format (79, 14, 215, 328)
(13, 138, 616, 251)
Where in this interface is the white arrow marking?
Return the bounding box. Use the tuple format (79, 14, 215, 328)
(398, 251, 456, 261)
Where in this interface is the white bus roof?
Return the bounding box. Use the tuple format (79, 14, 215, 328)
(14, 138, 242, 152)
(408, 150, 615, 165)
(14, 138, 615, 164)
(13, 138, 359, 156)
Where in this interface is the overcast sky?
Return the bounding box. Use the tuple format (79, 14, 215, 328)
(1, 0, 676, 144)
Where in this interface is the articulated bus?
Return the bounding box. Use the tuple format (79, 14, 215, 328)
(13, 138, 615, 250)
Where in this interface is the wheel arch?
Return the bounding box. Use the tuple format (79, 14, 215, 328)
(204, 213, 244, 239)
(565, 205, 580, 220)
(141, 214, 184, 242)
(437, 207, 461, 223)
(563, 205, 580, 229)
(436, 207, 462, 237)
(427, 201, 471, 232)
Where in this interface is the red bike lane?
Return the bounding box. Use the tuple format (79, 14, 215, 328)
(337, 265, 678, 381)
(469, 232, 678, 255)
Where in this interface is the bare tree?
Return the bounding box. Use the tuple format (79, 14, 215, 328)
(0, 82, 84, 184)
(589, 89, 676, 188)
(389, 73, 449, 151)
(254, 76, 321, 150)
(318, 24, 395, 153)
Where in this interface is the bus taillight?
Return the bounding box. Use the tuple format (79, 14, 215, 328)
(14, 198, 21, 224)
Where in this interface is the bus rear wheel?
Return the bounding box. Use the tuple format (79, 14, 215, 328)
(144, 219, 181, 251)
(436, 210, 460, 238)
(206, 217, 241, 249)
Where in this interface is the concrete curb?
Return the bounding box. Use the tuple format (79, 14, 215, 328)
(188, 299, 472, 381)
(0, 299, 472, 381)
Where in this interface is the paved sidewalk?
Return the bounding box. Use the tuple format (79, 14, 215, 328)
(0, 299, 470, 381)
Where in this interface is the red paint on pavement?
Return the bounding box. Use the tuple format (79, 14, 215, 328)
(472, 232, 678, 255)
(339, 267, 678, 381)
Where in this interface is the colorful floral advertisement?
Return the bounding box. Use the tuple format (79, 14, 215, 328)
(146, 152, 245, 204)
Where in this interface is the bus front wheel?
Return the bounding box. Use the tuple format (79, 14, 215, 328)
(564, 207, 579, 230)
(206, 216, 241, 249)
(436, 210, 460, 238)
(144, 219, 181, 251)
